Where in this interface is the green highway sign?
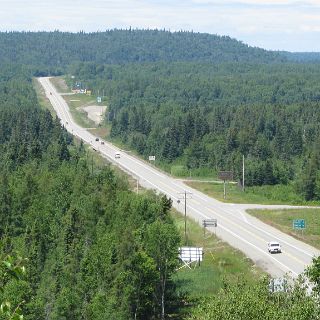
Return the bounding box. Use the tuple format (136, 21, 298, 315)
(293, 219, 306, 230)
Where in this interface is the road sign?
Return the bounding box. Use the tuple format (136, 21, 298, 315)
(293, 219, 306, 229)
(218, 171, 233, 181)
(269, 277, 288, 293)
(178, 247, 203, 269)
(149, 155, 155, 161)
(203, 219, 217, 227)
(97, 96, 102, 103)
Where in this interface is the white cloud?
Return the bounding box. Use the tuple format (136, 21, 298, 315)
(190, 0, 320, 5)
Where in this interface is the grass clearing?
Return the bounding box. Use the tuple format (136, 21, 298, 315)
(33, 78, 56, 116)
(248, 208, 320, 249)
(185, 181, 318, 206)
(63, 93, 97, 128)
(48, 77, 97, 128)
(171, 210, 263, 297)
(169, 165, 217, 179)
(50, 76, 70, 93)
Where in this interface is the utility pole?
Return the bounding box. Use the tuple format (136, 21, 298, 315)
(136, 178, 139, 194)
(178, 191, 192, 244)
(242, 154, 245, 192)
(91, 154, 94, 174)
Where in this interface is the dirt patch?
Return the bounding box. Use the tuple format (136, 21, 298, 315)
(80, 105, 107, 125)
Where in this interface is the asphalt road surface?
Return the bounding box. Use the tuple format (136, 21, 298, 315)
(38, 77, 320, 278)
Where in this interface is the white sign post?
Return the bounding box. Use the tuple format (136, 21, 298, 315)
(149, 155, 156, 161)
(178, 247, 203, 270)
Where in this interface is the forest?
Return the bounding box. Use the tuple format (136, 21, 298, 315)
(1, 30, 320, 319)
(0, 29, 285, 73)
(0, 64, 181, 319)
(69, 60, 320, 200)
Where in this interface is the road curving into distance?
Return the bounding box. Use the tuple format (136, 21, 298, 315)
(38, 77, 320, 278)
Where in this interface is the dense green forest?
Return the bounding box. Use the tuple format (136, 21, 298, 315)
(69, 61, 320, 200)
(0, 65, 181, 319)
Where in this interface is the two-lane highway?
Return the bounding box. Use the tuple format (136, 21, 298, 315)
(38, 77, 320, 278)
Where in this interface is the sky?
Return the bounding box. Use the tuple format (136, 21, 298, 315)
(1, 0, 320, 52)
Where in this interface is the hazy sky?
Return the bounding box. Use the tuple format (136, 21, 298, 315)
(1, 0, 320, 52)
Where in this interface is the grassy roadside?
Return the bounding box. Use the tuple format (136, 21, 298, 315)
(63, 93, 97, 128)
(33, 77, 129, 187)
(184, 180, 318, 206)
(50, 76, 70, 93)
(248, 208, 320, 250)
(48, 76, 100, 128)
(171, 210, 263, 297)
(33, 78, 56, 116)
(33, 76, 97, 129)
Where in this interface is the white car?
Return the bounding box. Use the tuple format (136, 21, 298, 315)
(268, 241, 282, 254)
(115, 152, 121, 159)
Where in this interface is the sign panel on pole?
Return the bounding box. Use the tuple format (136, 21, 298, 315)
(149, 156, 156, 161)
(179, 247, 203, 263)
(293, 219, 306, 229)
(218, 171, 233, 181)
(203, 219, 217, 228)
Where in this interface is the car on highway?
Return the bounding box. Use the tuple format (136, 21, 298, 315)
(95, 137, 99, 141)
(268, 241, 282, 254)
(101, 141, 105, 145)
(115, 152, 121, 159)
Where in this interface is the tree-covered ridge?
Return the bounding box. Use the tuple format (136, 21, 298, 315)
(70, 61, 320, 198)
(0, 29, 284, 71)
(281, 51, 320, 62)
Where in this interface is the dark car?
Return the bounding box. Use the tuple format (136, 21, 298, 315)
(95, 137, 99, 141)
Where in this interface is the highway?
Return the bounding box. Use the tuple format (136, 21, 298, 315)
(38, 77, 320, 278)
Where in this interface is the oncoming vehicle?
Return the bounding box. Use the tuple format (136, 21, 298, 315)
(268, 241, 282, 254)
(115, 152, 121, 159)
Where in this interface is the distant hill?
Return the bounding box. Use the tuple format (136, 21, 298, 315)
(0, 30, 285, 72)
(280, 51, 320, 62)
